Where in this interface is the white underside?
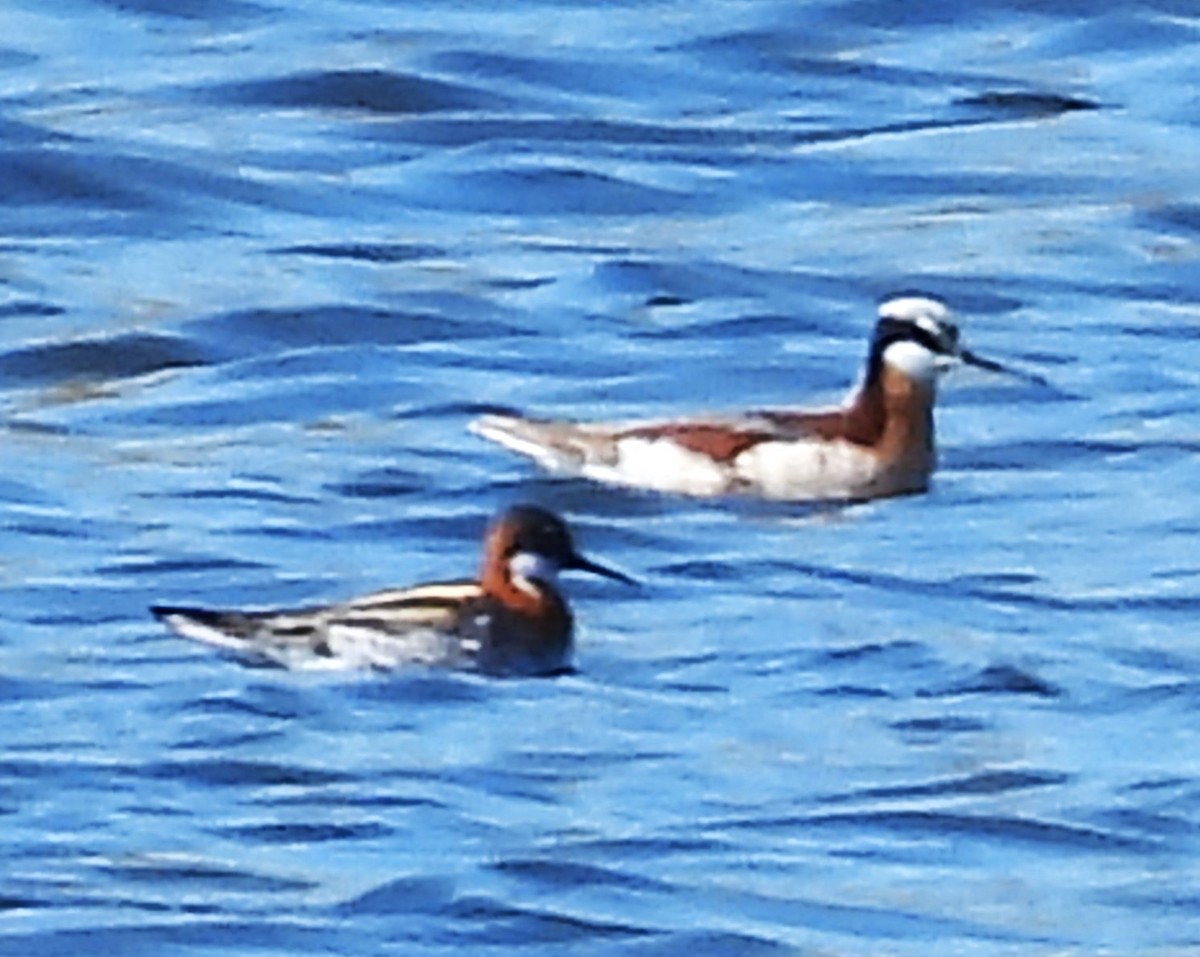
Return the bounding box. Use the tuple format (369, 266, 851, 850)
(732, 438, 885, 500)
(590, 436, 732, 496)
(473, 413, 920, 501)
(315, 624, 474, 671)
(468, 412, 926, 501)
(165, 614, 477, 671)
(604, 435, 885, 499)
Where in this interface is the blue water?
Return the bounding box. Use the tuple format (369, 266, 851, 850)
(3, 1, 1200, 953)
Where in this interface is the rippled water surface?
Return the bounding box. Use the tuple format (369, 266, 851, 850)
(4, 1, 1200, 954)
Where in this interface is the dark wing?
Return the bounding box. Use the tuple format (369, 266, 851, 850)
(324, 580, 484, 635)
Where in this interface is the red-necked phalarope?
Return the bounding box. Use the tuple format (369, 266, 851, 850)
(471, 296, 1043, 502)
(152, 505, 634, 677)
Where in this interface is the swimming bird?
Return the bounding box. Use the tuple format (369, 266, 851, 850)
(151, 505, 634, 676)
(470, 296, 1041, 502)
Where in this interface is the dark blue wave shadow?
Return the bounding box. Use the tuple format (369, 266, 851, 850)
(802, 809, 1158, 853)
(0, 300, 65, 320)
(0, 144, 335, 235)
(491, 857, 670, 893)
(136, 758, 351, 788)
(88, 0, 270, 18)
(704, 805, 1156, 856)
(0, 332, 211, 383)
(783, 558, 1200, 618)
(890, 715, 990, 735)
(269, 242, 445, 264)
(955, 90, 1100, 117)
(332, 875, 455, 917)
(93, 855, 314, 893)
(0, 148, 151, 208)
(922, 664, 1061, 698)
(0, 922, 347, 956)
(181, 303, 525, 350)
(605, 929, 794, 956)
(213, 821, 393, 844)
(195, 68, 510, 114)
(821, 769, 1070, 805)
(395, 165, 711, 218)
(834, 0, 1153, 29)
(440, 894, 655, 945)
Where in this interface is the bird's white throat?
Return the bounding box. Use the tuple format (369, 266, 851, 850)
(509, 551, 560, 586)
(882, 339, 941, 384)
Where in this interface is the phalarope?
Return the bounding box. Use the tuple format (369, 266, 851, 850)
(152, 505, 634, 676)
(470, 296, 1042, 502)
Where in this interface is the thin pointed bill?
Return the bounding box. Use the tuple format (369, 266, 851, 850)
(569, 552, 638, 586)
(960, 347, 1050, 387)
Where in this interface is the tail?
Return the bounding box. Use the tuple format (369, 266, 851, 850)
(151, 604, 263, 650)
(469, 414, 602, 474)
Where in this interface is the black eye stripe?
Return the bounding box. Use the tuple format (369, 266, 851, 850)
(909, 327, 946, 354)
(874, 317, 953, 355)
